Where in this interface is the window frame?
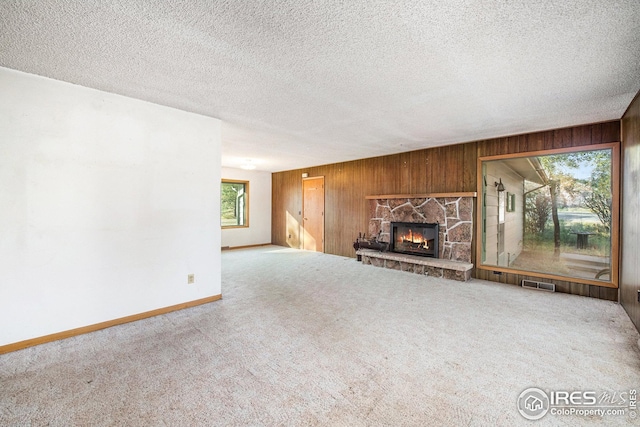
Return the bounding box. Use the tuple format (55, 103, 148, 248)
(476, 142, 620, 288)
(221, 179, 250, 229)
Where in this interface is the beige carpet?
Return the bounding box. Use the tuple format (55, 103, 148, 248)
(1, 245, 639, 426)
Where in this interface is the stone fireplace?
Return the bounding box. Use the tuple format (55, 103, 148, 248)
(368, 195, 473, 264)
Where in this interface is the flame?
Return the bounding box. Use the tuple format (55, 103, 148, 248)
(397, 229, 429, 249)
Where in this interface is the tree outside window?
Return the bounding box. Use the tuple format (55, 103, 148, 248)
(221, 180, 249, 228)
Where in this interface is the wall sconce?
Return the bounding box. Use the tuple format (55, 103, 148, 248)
(494, 178, 505, 192)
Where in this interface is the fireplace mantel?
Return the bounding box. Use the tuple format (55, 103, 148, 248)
(365, 192, 477, 200)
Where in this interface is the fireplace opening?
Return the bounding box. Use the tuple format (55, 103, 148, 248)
(390, 222, 439, 258)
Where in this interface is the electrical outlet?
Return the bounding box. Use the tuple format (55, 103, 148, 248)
(188, 274, 195, 284)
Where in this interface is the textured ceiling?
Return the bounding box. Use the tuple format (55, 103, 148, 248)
(1, 1, 639, 172)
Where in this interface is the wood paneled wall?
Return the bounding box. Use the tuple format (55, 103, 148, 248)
(621, 94, 640, 328)
(476, 121, 620, 157)
(272, 121, 620, 300)
(272, 143, 477, 257)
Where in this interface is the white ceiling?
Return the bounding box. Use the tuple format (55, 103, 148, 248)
(1, 1, 639, 172)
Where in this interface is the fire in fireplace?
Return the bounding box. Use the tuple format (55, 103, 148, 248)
(390, 222, 439, 258)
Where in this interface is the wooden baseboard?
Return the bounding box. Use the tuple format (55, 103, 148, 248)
(0, 294, 222, 355)
(222, 243, 271, 251)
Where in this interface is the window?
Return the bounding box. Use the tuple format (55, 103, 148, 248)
(506, 193, 516, 212)
(477, 143, 619, 287)
(221, 180, 249, 228)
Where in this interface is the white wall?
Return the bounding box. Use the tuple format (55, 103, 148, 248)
(0, 68, 222, 346)
(484, 162, 524, 266)
(221, 167, 272, 248)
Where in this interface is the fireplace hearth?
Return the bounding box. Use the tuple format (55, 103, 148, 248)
(390, 222, 439, 258)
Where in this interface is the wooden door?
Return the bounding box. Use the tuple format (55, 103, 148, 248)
(302, 177, 324, 252)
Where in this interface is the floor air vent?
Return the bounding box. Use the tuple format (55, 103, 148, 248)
(522, 279, 555, 292)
